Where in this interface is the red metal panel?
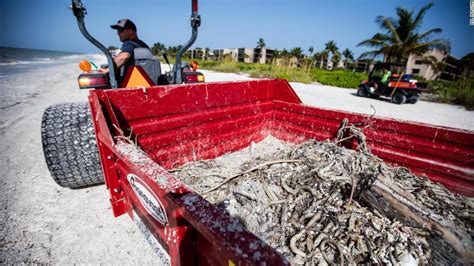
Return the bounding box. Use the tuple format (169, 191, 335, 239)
(272, 101, 474, 196)
(273, 110, 342, 135)
(148, 122, 269, 169)
(365, 128, 474, 165)
(271, 121, 334, 142)
(176, 193, 289, 265)
(274, 100, 368, 125)
(138, 110, 272, 148)
(369, 117, 474, 147)
(109, 139, 289, 265)
(102, 79, 292, 121)
(114, 150, 195, 265)
(129, 101, 274, 135)
(88, 93, 126, 217)
(273, 79, 302, 103)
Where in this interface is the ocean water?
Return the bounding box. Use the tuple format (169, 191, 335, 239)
(0, 47, 105, 111)
(0, 47, 102, 78)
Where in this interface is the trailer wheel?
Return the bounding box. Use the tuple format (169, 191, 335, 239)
(391, 93, 406, 104)
(41, 102, 104, 188)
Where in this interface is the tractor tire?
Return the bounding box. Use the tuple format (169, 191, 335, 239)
(357, 87, 368, 97)
(41, 102, 104, 188)
(391, 93, 407, 104)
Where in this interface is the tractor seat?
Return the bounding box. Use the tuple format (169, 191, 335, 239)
(134, 47, 161, 84)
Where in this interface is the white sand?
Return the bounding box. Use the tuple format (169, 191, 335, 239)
(0, 59, 158, 263)
(0, 59, 472, 263)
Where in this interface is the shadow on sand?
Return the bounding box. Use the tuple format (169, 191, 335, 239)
(350, 92, 392, 103)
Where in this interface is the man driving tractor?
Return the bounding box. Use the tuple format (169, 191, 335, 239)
(102, 19, 151, 83)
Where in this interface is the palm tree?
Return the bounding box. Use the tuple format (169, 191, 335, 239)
(342, 48, 354, 69)
(313, 52, 322, 67)
(290, 47, 303, 58)
(323, 41, 339, 69)
(307, 46, 315, 70)
(460, 53, 474, 78)
(358, 3, 450, 64)
(422, 55, 445, 80)
(319, 50, 329, 69)
(325, 40, 339, 56)
(151, 42, 166, 56)
(280, 49, 289, 58)
(332, 51, 341, 70)
(257, 38, 266, 49)
(290, 47, 304, 67)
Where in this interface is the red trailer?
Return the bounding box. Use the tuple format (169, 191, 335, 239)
(75, 79, 471, 265)
(40, 1, 473, 264)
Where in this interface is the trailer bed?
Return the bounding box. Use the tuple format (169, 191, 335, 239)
(88, 79, 474, 265)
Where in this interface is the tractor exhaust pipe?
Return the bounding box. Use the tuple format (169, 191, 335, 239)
(70, 0, 118, 88)
(174, 0, 201, 84)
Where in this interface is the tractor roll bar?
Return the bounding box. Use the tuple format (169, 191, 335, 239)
(70, 0, 118, 88)
(174, 0, 201, 84)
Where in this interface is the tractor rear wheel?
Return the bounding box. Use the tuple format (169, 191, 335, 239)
(392, 93, 407, 104)
(41, 102, 104, 188)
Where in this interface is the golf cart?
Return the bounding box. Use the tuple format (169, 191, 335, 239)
(357, 62, 421, 104)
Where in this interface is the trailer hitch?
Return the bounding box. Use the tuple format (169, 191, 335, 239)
(70, 0, 118, 88)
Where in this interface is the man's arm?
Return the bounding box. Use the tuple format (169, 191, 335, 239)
(113, 51, 131, 69)
(99, 51, 131, 74)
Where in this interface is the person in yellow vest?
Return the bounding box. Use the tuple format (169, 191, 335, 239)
(381, 68, 392, 85)
(371, 67, 391, 93)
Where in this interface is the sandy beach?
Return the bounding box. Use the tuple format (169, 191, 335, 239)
(0, 57, 473, 263)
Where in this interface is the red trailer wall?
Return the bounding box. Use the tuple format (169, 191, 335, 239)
(92, 79, 474, 196)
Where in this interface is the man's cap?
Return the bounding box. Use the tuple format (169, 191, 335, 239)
(110, 19, 136, 31)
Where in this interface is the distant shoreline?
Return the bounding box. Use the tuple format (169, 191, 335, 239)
(0, 46, 83, 55)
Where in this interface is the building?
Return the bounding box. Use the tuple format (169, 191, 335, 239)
(190, 47, 275, 64)
(312, 58, 345, 70)
(406, 49, 462, 81)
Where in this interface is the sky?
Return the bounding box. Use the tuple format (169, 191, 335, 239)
(1, 0, 473, 59)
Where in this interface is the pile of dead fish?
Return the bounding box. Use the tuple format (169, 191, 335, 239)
(172, 138, 473, 265)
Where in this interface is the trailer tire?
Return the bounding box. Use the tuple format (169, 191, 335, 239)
(41, 102, 104, 188)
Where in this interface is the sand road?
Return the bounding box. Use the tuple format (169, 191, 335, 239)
(0, 61, 472, 263)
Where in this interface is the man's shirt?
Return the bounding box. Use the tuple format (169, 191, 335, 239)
(119, 39, 150, 81)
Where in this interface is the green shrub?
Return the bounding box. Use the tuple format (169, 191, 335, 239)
(275, 73, 291, 81)
(429, 79, 474, 109)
